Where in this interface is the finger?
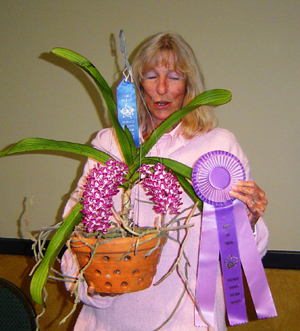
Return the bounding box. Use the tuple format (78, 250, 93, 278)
(87, 286, 95, 295)
(247, 202, 266, 227)
(234, 181, 265, 199)
(229, 190, 249, 204)
(229, 181, 268, 226)
(232, 181, 267, 204)
(230, 189, 267, 211)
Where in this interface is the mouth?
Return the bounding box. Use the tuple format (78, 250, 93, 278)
(154, 101, 171, 108)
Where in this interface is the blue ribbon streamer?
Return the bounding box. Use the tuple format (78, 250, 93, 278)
(117, 79, 140, 147)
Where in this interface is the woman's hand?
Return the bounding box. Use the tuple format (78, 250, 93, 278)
(229, 181, 268, 229)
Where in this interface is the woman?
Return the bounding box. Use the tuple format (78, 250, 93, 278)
(61, 32, 268, 331)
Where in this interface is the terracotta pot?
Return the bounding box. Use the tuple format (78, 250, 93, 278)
(70, 232, 166, 294)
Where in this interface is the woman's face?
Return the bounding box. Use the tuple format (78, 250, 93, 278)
(141, 55, 187, 129)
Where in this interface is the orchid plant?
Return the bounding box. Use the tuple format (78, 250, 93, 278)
(0, 47, 231, 307)
(81, 160, 182, 234)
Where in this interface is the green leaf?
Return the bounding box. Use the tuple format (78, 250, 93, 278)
(131, 157, 202, 209)
(30, 203, 83, 306)
(142, 157, 202, 209)
(51, 48, 133, 166)
(138, 89, 231, 160)
(51, 48, 114, 100)
(0, 138, 113, 164)
(186, 88, 232, 107)
(175, 174, 203, 212)
(143, 157, 192, 179)
(124, 126, 138, 161)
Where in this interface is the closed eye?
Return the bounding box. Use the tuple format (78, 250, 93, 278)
(144, 70, 157, 80)
(168, 72, 183, 80)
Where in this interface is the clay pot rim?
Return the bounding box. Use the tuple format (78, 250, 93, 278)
(70, 230, 167, 254)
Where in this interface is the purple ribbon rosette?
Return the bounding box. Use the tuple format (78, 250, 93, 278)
(192, 150, 277, 327)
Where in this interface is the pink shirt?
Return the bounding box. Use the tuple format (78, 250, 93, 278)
(61, 126, 269, 331)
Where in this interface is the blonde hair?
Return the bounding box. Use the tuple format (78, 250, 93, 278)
(132, 32, 217, 140)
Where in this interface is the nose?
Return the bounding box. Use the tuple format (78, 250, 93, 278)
(156, 77, 168, 95)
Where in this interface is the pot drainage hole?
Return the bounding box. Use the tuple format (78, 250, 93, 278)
(132, 269, 139, 276)
(121, 281, 128, 289)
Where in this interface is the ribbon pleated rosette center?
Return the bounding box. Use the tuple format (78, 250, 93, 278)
(192, 150, 277, 328)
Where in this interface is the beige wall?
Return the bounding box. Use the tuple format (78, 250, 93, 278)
(1, 0, 299, 251)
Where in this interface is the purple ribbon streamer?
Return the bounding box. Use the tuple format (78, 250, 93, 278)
(215, 204, 248, 325)
(234, 201, 277, 319)
(195, 202, 248, 327)
(195, 204, 219, 327)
